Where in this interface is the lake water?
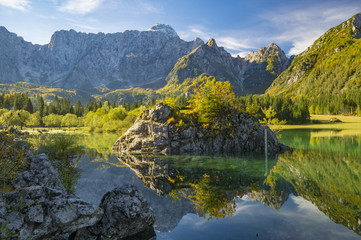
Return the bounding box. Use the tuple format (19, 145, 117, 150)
(75, 129, 361, 240)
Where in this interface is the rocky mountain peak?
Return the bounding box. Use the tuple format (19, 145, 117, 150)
(245, 42, 287, 64)
(0, 26, 23, 42)
(0, 26, 9, 34)
(147, 24, 178, 38)
(269, 42, 280, 49)
(206, 38, 218, 48)
(193, 37, 204, 45)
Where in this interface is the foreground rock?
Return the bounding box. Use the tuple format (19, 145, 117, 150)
(12, 153, 65, 192)
(1, 153, 155, 240)
(113, 103, 289, 155)
(0, 186, 103, 240)
(74, 185, 156, 240)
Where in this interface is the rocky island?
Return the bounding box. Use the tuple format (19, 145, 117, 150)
(113, 102, 288, 155)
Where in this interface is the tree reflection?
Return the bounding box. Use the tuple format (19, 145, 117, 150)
(115, 147, 361, 235)
(188, 174, 237, 220)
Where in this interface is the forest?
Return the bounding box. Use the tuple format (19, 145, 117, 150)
(1, 81, 361, 132)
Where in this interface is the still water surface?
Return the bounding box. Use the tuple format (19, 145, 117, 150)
(75, 129, 361, 240)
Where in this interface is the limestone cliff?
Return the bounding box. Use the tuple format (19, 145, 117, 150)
(0, 24, 203, 90)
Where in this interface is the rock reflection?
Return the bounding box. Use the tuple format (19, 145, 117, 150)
(115, 150, 361, 235)
(115, 153, 284, 219)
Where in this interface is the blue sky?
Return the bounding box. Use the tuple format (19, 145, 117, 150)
(0, 0, 360, 56)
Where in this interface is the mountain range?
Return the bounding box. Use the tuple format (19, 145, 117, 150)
(0, 13, 360, 99)
(0, 23, 288, 95)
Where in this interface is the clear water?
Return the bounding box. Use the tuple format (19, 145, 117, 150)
(75, 129, 361, 240)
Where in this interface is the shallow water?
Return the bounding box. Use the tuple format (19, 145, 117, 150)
(75, 129, 361, 239)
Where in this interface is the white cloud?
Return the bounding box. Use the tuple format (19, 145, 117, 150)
(217, 37, 255, 51)
(58, 0, 104, 15)
(136, 0, 160, 14)
(178, 25, 211, 41)
(179, 25, 259, 58)
(0, 0, 31, 11)
(65, 18, 97, 30)
(232, 51, 251, 58)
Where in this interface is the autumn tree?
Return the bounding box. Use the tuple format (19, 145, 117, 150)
(189, 77, 243, 124)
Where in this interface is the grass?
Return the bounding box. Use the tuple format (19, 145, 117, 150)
(271, 114, 361, 136)
(21, 127, 89, 135)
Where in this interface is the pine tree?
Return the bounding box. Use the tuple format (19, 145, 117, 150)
(23, 98, 33, 113)
(37, 95, 45, 117)
(74, 100, 84, 117)
(13, 94, 22, 111)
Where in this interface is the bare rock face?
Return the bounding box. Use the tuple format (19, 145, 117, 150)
(0, 24, 289, 94)
(113, 103, 172, 154)
(352, 13, 361, 39)
(113, 103, 289, 155)
(75, 185, 156, 240)
(0, 186, 103, 240)
(12, 153, 65, 192)
(0, 24, 203, 90)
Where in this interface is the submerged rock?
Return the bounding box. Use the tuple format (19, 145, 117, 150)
(113, 103, 289, 155)
(75, 185, 156, 240)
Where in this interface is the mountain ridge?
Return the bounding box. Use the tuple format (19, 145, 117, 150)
(158, 38, 289, 95)
(266, 13, 361, 97)
(0, 24, 288, 95)
(0, 24, 204, 90)
(2, 12, 360, 99)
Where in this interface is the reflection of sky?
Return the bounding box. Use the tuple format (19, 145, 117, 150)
(157, 194, 361, 240)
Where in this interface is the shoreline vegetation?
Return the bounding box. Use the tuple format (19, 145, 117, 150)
(0, 76, 360, 134)
(9, 114, 361, 135)
(271, 114, 361, 135)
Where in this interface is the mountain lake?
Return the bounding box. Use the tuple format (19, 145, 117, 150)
(64, 127, 361, 240)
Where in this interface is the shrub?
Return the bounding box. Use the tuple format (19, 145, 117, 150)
(0, 133, 28, 192)
(35, 134, 83, 193)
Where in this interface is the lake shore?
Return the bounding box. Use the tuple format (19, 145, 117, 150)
(271, 115, 361, 136)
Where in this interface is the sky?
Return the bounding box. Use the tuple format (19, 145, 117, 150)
(0, 0, 360, 57)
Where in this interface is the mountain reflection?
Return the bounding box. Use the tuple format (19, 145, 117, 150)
(115, 149, 361, 235)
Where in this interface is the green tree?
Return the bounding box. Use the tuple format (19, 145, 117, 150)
(23, 98, 33, 113)
(43, 114, 62, 127)
(74, 100, 84, 117)
(0, 110, 30, 128)
(246, 104, 261, 117)
(61, 113, 80, 127)
(189, 77, 242, 124)
(13, 94, 23, 111)
(26, 112, 42, 127)
(260, 106, 286, 125)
